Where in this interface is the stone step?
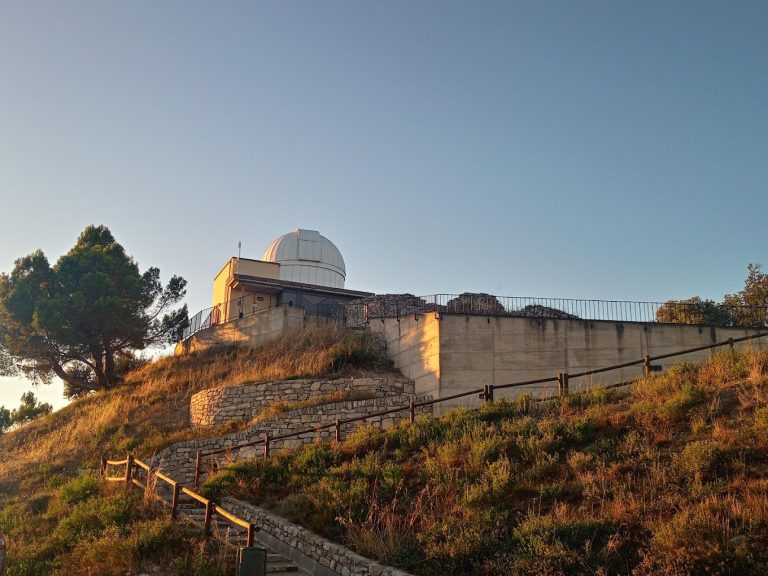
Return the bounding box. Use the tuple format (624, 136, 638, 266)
(169, 502, 306, 574)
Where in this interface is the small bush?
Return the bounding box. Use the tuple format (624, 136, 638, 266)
(753, 406, 768, 435)
(58, 474, 101, 506)
(674, 441, 721, 482)
(631, 363, 706, 426)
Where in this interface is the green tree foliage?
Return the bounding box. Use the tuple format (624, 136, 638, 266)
(0, 392, 52, 432)
(723, 263, 768, 328)
(10, 391, 52, 425)
(655, 296, 731, 326)
(0, 225, 187, 397)
(0, 405, 11, 433)
(656, 264, 767, 328)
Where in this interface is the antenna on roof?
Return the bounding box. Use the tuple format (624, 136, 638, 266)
(237, 240, 242, 260)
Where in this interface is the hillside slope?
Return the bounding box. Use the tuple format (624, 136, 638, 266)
(0, 326, 388, 575)
(201, 347, 768, 576)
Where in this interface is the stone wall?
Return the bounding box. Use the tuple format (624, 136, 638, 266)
(153, 395, 432, 485)
(224, 497, 413, 576)
(191, 376, 414, 427)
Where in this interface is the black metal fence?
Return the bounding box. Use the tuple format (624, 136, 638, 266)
(343, 294, 766, 327)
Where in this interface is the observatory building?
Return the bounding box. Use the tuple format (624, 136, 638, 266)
(180, 227, 768, 416)
(262, 229, 347, 289)
(209, 229, 370, 324)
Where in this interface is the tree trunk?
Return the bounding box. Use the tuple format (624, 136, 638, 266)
(90, 347, 108, 390)
(104, 345, 116, 388)
(49, 359, 99, 394)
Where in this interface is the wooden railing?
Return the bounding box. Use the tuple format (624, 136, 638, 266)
(193, 330, 768, 486)
(100, 454, 258, 547)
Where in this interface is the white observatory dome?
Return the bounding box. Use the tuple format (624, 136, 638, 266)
(262, 229, 346, 288)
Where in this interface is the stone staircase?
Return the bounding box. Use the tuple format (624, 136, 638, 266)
(145, 371, 423, 576)
(155, 484, 307, 575)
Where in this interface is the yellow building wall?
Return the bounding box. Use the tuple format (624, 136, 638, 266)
(212, 259, 235, 310)
(236, 258, 280, 280)
(212, 258, 282, 322)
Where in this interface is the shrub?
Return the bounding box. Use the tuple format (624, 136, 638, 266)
(753, 406, 768, 435)
(631, 363, 706, 427)
(636, 495, 768, 575)
(57, 474, 100, 506)
(489, 514, 620, 576)
(674, 441, 721, 482)
(337, 424, 386, 456)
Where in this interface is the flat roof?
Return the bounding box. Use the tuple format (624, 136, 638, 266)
(233, 273, 373, 299)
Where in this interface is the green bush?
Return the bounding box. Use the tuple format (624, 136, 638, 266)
(57, 474, 100, 505)
(674, 441, 722, 484)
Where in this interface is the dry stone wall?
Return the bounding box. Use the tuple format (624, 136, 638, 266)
(224, 497, 413, 576)
(153, 395, 432, 485)
(190, 376, 414, 427)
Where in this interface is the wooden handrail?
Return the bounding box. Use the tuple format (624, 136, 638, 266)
(493, 375, 560, 391)
(102, 454, 260, 546)
(181, 486, 211, 506)
(155, 470, 177, 486)
(214, 504, 256, 531)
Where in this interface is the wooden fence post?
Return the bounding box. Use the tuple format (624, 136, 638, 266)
(558, 373, 569, 396)
(125, 454, 134, 487)
(643, 355, 651, 377)
(100, 456, 107, 478)
(335, 419, 342, 442)
(204, 501, 213, 539)
(484, 384, 494, 404)
(171, 483, 180, 520)
(247, 524, 256, 548)
(194, 451, 202, 487)
(263, 433, 270, 458)
(409, 399, 415, 424)
(728, 338, 735, 351)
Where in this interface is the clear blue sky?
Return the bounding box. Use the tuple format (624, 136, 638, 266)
(1, 1, 766, 410)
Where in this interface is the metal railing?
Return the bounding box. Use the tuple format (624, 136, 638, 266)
(180, 293, 279, 341)
(191, 330, 768, 486)
(100, 455, 258, 547)
(346, 294, 766, 326)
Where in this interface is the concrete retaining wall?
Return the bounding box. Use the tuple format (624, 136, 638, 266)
(174, 306, 312, 354)
(369, 314, 441, 398)
(376, 315, 768, 414)
(190, 376, 414, 427)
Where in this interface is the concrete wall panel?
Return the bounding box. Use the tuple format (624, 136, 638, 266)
(424, 315, 767, 414)
(371, 316, 440, 398)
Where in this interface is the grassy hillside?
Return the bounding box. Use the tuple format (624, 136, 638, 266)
(200, 348, 768, 576)
(4, 325, 768, 576)
(0, 325, 386, 576)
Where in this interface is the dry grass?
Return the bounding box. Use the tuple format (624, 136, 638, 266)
(138, 324, 388, 393)
(201, 347, 768, 576)
(0, 324, 392, 575)
(0, 324, 389, 497)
